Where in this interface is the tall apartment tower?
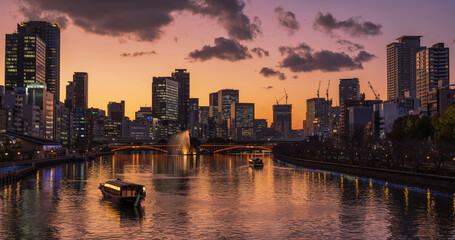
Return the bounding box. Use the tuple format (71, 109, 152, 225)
(387, 36, 424, 100)
(306, 98, 332, 136)
(339, 78, 360, 104)
(416, 43, 450, 109)
(17, 21, 61, 101)
(217, 89, 239, 124)
(171, 69, 190, 130)
(152, 77, 179, 121)
(5, 34, 46, 90)
(272, 104, 292, 138)
(72, 72, 88, 110)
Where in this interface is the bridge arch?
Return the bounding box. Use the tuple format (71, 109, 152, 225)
(212, 145, 273, 154)
(110, 145, 168, 153)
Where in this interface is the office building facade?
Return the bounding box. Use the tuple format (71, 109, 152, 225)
(339, 78, 360, 104)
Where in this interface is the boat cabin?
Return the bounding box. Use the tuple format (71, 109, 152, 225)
(103, 180, 145, 198)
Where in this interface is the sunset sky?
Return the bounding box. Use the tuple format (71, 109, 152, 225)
(0, 0, 454, 129)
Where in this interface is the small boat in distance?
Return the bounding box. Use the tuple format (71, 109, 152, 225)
(99, 179, 146, 207)
(249, 158, 264, 168)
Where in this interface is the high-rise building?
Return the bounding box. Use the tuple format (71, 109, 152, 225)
(340, 99, 382, 140)
(17, 21, 61, 101)
(172, 69, 190, 130)
(272, 104, 292, 138)
(199, 106, 210, 140)
(108, 100, 125, 121)
(306, 98, 331, 136)
(218, 89, 239, 123)
(5, 34, 46, 90)
(230, 102, 254, 140)
(387, 36, 424, 100)
(72, 72, 88, 110)
(339, 78, 360, 104)
(152, 77, 178, 121)
(209, 92, 219, 122)
(152, 77, 179, 138)
(416, 43, 450, 109)
(217, 89, 239, 138)
(65, 81, 74, 110)
(189, 98, 199, 138)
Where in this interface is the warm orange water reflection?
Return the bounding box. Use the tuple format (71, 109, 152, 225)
(0, 153, 455, 239)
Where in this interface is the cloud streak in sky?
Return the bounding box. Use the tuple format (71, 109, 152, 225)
(279, 42, 376, 72)
(17, 0, 262, 42)
(274, 6, 300, 35)
(120, 51, 157, 57)
(313, 12, 382, 37)
(260, 67, 286, 80)
(336, 40, 364, 51)
(251, 47, 269, 57)
(188, 37, 252, 62)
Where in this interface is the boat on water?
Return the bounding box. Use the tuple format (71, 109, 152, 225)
(99, 179, 146, 207)
(249, 158, 264, 168)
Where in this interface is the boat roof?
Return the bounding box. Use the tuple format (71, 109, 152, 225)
(105, 180, 143, 187)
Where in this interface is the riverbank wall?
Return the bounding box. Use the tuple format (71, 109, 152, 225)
(274, 152, 455, 193)
(0, 156, 85, 184)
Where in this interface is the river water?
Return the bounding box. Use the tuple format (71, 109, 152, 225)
(0, 153, 454, 239)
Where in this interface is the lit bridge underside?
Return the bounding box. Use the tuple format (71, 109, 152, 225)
(108, 144, 274, 154)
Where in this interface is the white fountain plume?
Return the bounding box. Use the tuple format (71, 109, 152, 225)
(169, 130, 190, 155)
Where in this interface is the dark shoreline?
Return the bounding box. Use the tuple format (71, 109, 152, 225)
(0, 156, 85, 184)
(274, 152, 455, 193)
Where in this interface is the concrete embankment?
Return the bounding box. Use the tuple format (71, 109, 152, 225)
(0, 156, 85, 184)
(274, 152, 455, 193)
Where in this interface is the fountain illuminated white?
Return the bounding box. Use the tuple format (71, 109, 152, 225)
(169, 130, 191, 155)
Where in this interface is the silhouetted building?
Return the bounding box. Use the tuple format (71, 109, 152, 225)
(230, 103, 254, 140)
(209, 92, 219, 123)
(17, 21, 61, 101)
(199, 106, 210, 140)
(72, 72, 88, 110)
(306, 98, 331, 136)
(108, 100, 125, 121)
(135, 107, 153, 120)
(387, 36, 424, 100)
(189, 98, 199, 138)
(340, 99, 382, 140)
(5, 34, 46, 90)
(172, 69, 190, 130)
(272, 104, 292, 138)
(339, 78, 360, 104)
(428, 88, 455, 116)
(217, 89, 239, 138)
(416, 43, 450, 109)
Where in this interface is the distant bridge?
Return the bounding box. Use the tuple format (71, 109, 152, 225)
(108, 144, 274, 154)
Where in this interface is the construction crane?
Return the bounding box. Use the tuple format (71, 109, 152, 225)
(317, 80, 321, 99)
(276, 88, 288, 105)
(326, 80, 330, 100)
(284, 88, 288, 104)
(368, 81, 380, 100)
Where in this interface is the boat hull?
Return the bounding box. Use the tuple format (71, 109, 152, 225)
(100, 187, 145, 206)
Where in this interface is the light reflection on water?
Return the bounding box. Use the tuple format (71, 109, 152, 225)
(0, 153, 454, 239)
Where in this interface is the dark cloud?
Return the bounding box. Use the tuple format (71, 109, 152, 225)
(260, 67, 286, 80)
(251, 47, 269, 57)
(313, 12, 382, 37)
(263, 86, 274, 89)
(188, 37, 252, 62)
(17, 0, 261, 41)
(279, 42, 376, 72)
(18, 4, 68, 28)
(120, 51, 157, 57)
(274, 6, 300, 35)
(174, 37, 179, 43)
(336, 40, 364, 51)
(293, 75, 298, 79)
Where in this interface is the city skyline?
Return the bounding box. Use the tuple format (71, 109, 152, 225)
(1, 0, 455, 129)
